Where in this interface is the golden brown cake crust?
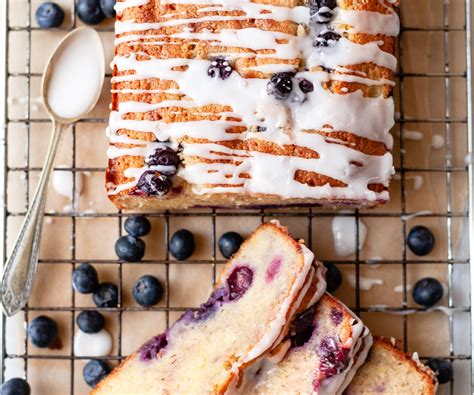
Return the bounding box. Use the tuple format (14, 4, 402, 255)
(107, 0, 399, 209)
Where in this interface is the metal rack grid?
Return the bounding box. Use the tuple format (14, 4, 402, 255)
(1, 0, 473, 393)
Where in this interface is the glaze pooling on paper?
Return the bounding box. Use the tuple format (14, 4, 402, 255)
(108, 0, 399, 203)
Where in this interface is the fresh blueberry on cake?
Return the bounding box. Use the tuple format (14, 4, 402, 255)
(84, 360, 112, 388)
(344, 337, 438, 394)
(249, 293, 372, 394)
(1, 378, 31, 395)
(267, 73, 294, 100)
(146, 147, 180, 173)
(124, 215, 151, 238)
(77, 0, 106, 25)
(169, 229, 196, 260)
(315, 30, 341, 47)
(407, 226, 435, 256)
(132, 275, 164, 307)
(218, 231, 244, 259)
(412, 277, 443, 307)
(76, 311, 105, 334)
(208, 57, 233, 80)
(35, 2, 64, 28)
(136, 171, 172, 196)
(93, 283, 119, 308)
(426, 358, 453, 384)
(92, 222, 326, 394)
(72, 263, 99, 294)
(115, 235, 145, 262)
(28, 316, 58, 348)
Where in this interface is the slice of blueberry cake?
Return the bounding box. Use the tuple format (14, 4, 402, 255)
(249, 293, 372, 395)
(344, 337, 438, 395)
(92, 222, 326, 394)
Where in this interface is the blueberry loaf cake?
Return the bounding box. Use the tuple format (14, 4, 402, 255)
(344, 337, 438, 395)
(249, 293, 372, 395)
(92, 222, 326, 394)
(107, 0, 400, 209)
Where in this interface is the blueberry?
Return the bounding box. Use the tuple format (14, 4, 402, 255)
(218, 232, 244, 259)
(72, 263, 99, 294)
(35, 2, 64, 28)
(100, 0, 116, 18)
(412, 277, 443, 307)
(318, 336, 350, 378)
(267, 72, 294, 100)
(227, 266, 254, 301)
(76, 311, 105, 334)
(28, 316, 58, 348)
(137, 171, 172, 196)
(147, 147, 180, 173)
(115, 235, 145, 262)
(208, 57, 233, 80)
(93, 282, 119, 308)
(299, 79, 314, 93)
(77, 0, 106, 25)
(132, 275, 164, 307)
(310, 0, 337, 22)
(83, 359, 111, 388)
(1, 378, 31, 395)
(426, 358, 454, 384)
(124, 215, 151, 238)
(139, 333, 168, 361)
(324, 263, 342, 293)
(314, 30, 341, 47)
(407, 226, 435, 256)
(169, 229, 196, 260)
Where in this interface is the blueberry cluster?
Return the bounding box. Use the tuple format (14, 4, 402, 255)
(73, 263, 119, 308)
(267, 72, 314, 102)
(35, 0, 116, 28)
(115, 216, 150, 262)
(137, 147, 181, 196)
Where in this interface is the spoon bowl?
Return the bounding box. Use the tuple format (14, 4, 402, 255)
(42, 27, 105, 123)
(0, 27, 105, 316)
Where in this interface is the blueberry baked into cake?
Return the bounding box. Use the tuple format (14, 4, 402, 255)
(92, 222, 326, 394)
(107, 0, 400, 209)
(248, 293, 373, 395)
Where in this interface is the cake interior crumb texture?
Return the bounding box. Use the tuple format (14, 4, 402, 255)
(92, 222, 324, 394)
(344, 337, 438, 395)
(107, 0, 400, 209)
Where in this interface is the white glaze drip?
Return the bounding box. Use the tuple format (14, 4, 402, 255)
(108, 0, 399, 202)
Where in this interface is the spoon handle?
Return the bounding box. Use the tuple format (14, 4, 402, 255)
(1, 122, 65, 316)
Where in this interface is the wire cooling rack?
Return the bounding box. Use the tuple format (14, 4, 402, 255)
(1, 0, 474, 393)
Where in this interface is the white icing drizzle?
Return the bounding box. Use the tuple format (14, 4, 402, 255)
(347, 273, 384, 291)
(115, 0, 150, 16)
(431, 134, 445, 150)
(74, 329, 113, 357)
(108, 0, 399, 201)
(400, 210, 432, 221)
(394, 283, 412, 293)
(331, 211, 368, 257)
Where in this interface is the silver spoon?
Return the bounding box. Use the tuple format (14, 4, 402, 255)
(1, 27, 105, 316)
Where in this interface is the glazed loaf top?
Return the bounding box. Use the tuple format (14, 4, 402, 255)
(107, 0, 399, 203)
